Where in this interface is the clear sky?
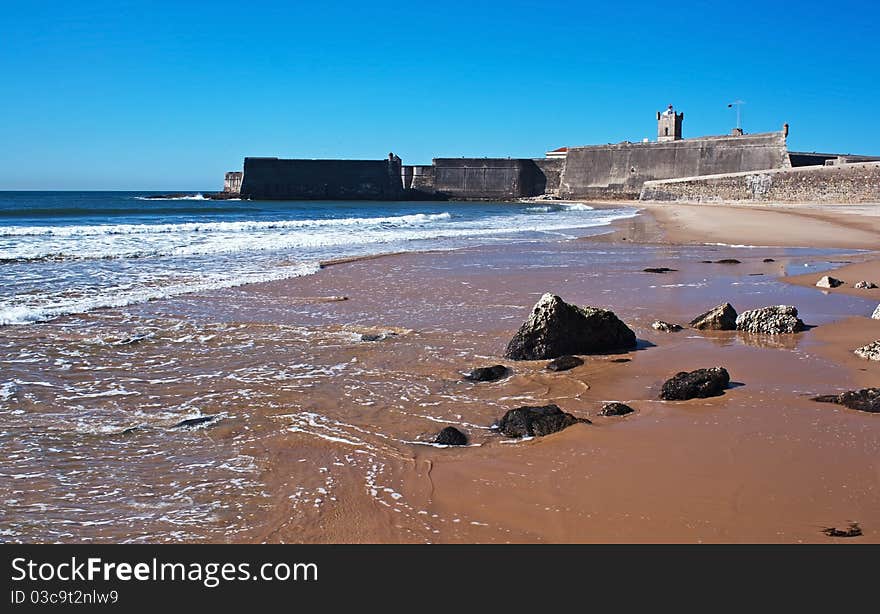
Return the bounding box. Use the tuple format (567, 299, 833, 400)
(1, 0, 877, 190)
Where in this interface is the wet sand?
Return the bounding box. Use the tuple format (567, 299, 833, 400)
(2, 202, 879, 543)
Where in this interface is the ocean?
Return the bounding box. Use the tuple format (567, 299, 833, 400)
(0, 192, 637, 326)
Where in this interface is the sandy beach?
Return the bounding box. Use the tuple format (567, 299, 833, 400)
(3, 200, 879, 544)
(228, 200, 880, 543)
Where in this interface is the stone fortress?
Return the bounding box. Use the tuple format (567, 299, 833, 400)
(223, 106, 880, 203)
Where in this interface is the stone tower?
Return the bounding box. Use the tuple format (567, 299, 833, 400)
(657, 104, 684, 141)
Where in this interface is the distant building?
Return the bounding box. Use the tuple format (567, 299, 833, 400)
(545, 147, 568, 159)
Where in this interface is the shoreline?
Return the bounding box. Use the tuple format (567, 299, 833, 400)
(3, 200, 879, 544)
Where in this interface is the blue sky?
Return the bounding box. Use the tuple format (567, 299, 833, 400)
(1, 0, 877, 190)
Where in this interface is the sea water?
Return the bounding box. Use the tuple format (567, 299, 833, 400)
(0, 192, 637, 325)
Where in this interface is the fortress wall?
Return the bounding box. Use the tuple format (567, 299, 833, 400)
(533, 158, 564, 194)
(559, 131, 789, 199)
(239, 158, 403, 200)
(431, 158, 558, 199)
(639, 161, 880, 204)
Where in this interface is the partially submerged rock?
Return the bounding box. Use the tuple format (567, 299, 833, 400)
(873, 304, 880, 320)
(546, 355, 584, 372)
(715, 259, 741, 264)
(823, 523, 862, 538)
(434, 426, 468, 446)
(360, 332, 398, 342)
(172, 415, 219, 429)
(735, 305, 806, 334)
(504, 293, 636, 360)
(816, 276, 844, 288)
(854, 341, 880, 361)
(464, 365, 510, 382)
(854, 280, 878, 289)
(660, 367, 730, 400)
(643, 267, 677, 274)
(495, 404, 590, 438)
(689, 303, 737, 331)
(762, 258, 776, 263)
(812, 388, 880, 413)
(652, 320, 682, 332)
(598, 402, 634, 417)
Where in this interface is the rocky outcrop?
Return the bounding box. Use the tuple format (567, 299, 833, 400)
(660, 367, 730, 400)
(546, 355, 584, 372)
(598, 402, 634, 416)
(823, 523, 862, 538)
(854, 341, 880, 361)
(873, 304, 880, 320)
(689, 303, 737, 330)
(854, 280, 877, 289)
(812, 388, 880, 413)
(464, 365, 510, 382)
(715, 259, 741, 264)
(361, 332, 398, 342)
(504, 293, 636, 360)
(762, 258, 776, 263)
(816, 276, 844, 288)
(735, 305, 806, 334)
(643, 267, 676, 274)
(434, 426, 468, 445)
(652, 320, 682, 332)
(495, 404, 590, 438)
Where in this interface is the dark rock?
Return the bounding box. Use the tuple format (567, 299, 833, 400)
(495, 404, 590, 438)
(748, 273, 764, 276)
(546, 355, 584, 372)
(700, 260, 713, 263)
(599, 402, 634, 416)
(610, 358, 631, 363)
(823, 523, 862, 538)
(504, 293, 637, 360)
(434, 426, 468, 446)
(464, 365, 510, 382)
(854, 280, 877, 289)
(689, 303, 738, 330)
(735, 305, 806, 334)
(816, 276, 844, 289)
(763, 258, 776, 262)
(660, 367, 730, 400)
(643, 267, 677, 274)
(652, 320, 682, 332)
(715, 259, 741, 264)
(812, 388, 880, 413)
(172, 415, 219, 429)
(360, 332, 397, 342)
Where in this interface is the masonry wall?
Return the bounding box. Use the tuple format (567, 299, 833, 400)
(239, 158, 403, 200)
(533, 158, 564, 194)
(431, 158, 558, 199)
(559, 131, 789, 199)
(639, 161, 880, 203)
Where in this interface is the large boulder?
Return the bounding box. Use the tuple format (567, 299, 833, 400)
(689, 303, 737, 331)
(735, 305, 806, 334)
(854, 340, 880, 361)
(464, 365, 510, 382)
(816, 276, 844, 288)
(495, 404, 590, 438)
(434, 426, 468, 445)
(872, 304, 880, 320)
(504, 293, 636, 360)
(660, 367, 730, 400)
(813, 388, 880, 413)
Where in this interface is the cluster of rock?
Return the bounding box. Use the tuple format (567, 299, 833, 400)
(652, 320, 682, 332)
(688, 302, 806, 334)
(854, 280, 877, 289)
(812, 388, 880, 413)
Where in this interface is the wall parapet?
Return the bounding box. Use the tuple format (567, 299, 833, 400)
(639, 161, 880, 204)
